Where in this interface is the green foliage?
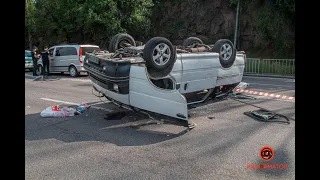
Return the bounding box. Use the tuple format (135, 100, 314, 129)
(25, 0, 36, 33)
(25, 0, 153, 49)
(229, 0, 295, 58)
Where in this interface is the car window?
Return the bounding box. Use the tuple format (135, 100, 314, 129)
(55, 47, 77, 56)
(150, 78, 175, 90)
(81, 47, 99, 55)
(25, 51, 32, 57)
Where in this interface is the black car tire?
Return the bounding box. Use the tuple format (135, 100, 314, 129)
(212, 39, 236, 68)
(108, 34, 121, 53)
(109, 33, 136, 53)
(182, 37, 203, 46)
(143, 37, 176, 72)
(69, 65, 79, 77)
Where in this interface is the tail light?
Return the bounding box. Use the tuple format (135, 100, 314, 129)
(79, 47, 83, 63)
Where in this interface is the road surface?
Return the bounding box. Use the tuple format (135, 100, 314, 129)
(25, 73, 295, 180)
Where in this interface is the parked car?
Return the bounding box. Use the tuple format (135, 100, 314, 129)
(37, 44, 100, 77)
(26, 50, 43, 75)
(25, 50, 33, 71)
(84, 34, 246, 122)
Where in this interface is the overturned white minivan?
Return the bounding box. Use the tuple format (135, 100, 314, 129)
(84, 34, 246, 122)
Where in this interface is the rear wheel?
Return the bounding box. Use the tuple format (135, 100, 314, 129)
(183, 37, 203, 46)
(108, 33, 136, 52)
(212, 39, 236, 68)
(108, 34, 120, 52)
(69, 66, 78, 77)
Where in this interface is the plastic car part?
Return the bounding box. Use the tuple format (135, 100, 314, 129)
(183, 37, 203, 46)
(212, 39, 236, 68)
(143, 37, 176, 71)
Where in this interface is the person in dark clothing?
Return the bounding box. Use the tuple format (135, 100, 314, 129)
(31, 46, 40, 76)
(41, 46, 50, 77)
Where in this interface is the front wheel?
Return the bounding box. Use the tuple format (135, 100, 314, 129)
(69, 66, 78, 77)
(143, 37, 176, 71)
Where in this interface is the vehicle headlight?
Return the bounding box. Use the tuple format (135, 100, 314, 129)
(113, 84, 119, 92)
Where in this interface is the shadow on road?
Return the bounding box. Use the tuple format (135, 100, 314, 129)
(25, 103, 191, 146)
(49, 72, 88, 78)
(25, 95, 295, 147)
(72, 83, 92, 87)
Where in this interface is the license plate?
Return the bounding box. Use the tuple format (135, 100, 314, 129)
(88, 55, 100, 64)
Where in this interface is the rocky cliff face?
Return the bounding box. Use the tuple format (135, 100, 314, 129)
(152, 0, 293, 58)
(153, 0, 244, 45)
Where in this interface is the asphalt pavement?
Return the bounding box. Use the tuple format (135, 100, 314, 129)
(25, 72, 295, 180)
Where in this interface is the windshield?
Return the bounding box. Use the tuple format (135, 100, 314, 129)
(25, 51, 32, 57)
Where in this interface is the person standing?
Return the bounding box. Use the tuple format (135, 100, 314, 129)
(41, 46, 50, 77)
(31, 46, 40, 76)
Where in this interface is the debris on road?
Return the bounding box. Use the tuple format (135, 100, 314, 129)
(228, 93, 257, 100)
(234, 82, 250, 90)
(244, 109, 290, 124)
(208, 116, 215, 120)
(40, 103, 90, 118)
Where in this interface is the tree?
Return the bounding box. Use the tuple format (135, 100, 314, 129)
(25, 0, 36, 49)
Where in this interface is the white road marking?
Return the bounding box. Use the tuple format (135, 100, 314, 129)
(40, 98, 112, 112)
(61, 78, 91, 82)
(25, 73, 91, 82)
(40, 98, 78, 105)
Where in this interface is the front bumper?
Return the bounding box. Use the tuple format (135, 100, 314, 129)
(85, 61, 130, 105)
(92, 81, 130, 105)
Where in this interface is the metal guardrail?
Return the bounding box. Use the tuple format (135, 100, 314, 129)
(244, 58, 295, 76)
